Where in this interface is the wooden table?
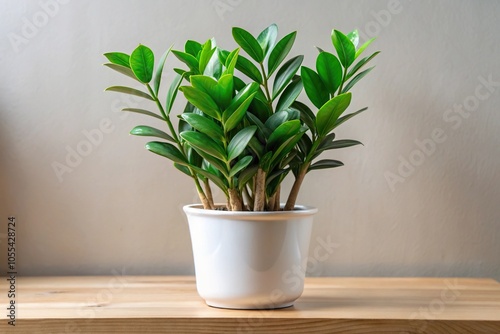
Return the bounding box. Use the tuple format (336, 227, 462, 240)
(1, 276, 499, 333)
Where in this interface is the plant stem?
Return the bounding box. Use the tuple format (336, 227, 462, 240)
(146, 84, 180, 144)
(203, 179, 214, 209)
(337, 66, 348, 96)
(259, 63, 273, 106)
(243, 185, 254, 209)
(228, 188, 243, 211)
(284, 163, 309, 211)
(253, 167, 267, 211)
(273, 185, 281, 211)
(193, 175, 212, 210)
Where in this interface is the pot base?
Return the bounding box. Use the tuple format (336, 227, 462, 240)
(206, 301, 294, 310)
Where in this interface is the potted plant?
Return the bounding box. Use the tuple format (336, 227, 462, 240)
(104, 24, 378, 309)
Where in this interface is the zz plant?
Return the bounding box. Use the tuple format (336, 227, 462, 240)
(104, 24, 378, 211)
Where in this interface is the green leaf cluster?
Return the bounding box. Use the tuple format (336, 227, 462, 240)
(103, 25, 379, 211)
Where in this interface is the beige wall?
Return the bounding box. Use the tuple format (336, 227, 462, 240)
(1, 0, 499, 279)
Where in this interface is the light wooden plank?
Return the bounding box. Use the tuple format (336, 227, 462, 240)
(1, 276, 499, 333)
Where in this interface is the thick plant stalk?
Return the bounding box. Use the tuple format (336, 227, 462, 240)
(203, 179, 215, 209)
(198, 189, 213, 210)
(243, 185, 254, 209)
(273, 185, 281, 211)
(267, 185, 280, 211)
(228, 188, 243, 211)
(253, 168, 267, 211)
(284, 164, 309, 211)
(267, 194, 276, 211)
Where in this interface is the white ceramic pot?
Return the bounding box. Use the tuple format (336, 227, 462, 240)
(184, 204, 317, 309)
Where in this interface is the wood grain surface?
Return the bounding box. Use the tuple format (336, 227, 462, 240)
(1, 276, 499, 333)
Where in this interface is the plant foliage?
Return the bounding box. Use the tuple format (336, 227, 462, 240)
(104, 25, 378, 211)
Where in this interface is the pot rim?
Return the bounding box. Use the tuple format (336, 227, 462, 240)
(183, 203, 318, 219)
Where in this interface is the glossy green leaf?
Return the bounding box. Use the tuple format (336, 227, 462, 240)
(181, 113, 224, 141)
(308, 159, 344, 171)
(193, 150, 228, 178)
(216, 74, 234, 109)
(104, 52, 130, 67)
(179, 86, 220, 120)
(298, 133, 313, 156)
(267, 119, 301, 149)
(172, 50, 199, 73)
(190, 74, 233, 110)
(223, 82, 259, 123)
(257, 23, 278, 58)
(122, 108, 164, 121)
(178, 102, 195, 134)
(276, 77, 303, 112)
(246, 112, 270, 139)
(332, 107, 367, 130)
(272, 55, 303, 99)
(355, 37, 376, 59)
(316, 52, 342, 94)
(224, 92, 257, 132)
(301, 66, 329, 109)
(229, 155, 253, 177)
(130, 45, 154, 83)
(153, 45, 173, 95)
(268, 31, 296, 77)
(223, 48, 239, 75)
(248, 137, 264, 158)
(266, 169, 289, 197)
(130, 125, 174, 142)
(145, 141, 187, 164)
(227, 126, 257, 161)
(204, 42, 222, 77)
(320, 139, 363, 151)
(291, 101, 316, 134)
(249, 97, 272, 122)
(280, 150, 298, 169)
(347, 30, 359, 48)
(174, 163, 192, 177)
(342, 67, 374, 93)
(316, 93, 352, 137)
(238, 165, 259, 190)
(232, 27, 264, 63)
(103, 63, 139, 82)
(181, 131, 226, 161)
(190, 75, 218, 96)
(191, 165, 228, 193)
(317, 132, 336, 151)
(331, 30, 355, 68)
(166, 73, 185, 114)
(270, 130, 306, 169)
(187, 146, 203, 167)
(264, 110, 288, 132)
(185, 40, 202, 57)
(236, 54, 263, 84)
(105, 86, 154, 101)
(315, 46, 326, 53)
(199, 40, 216, 74)
(347, 51, 380, 80)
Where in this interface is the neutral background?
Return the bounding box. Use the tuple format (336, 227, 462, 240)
(1, 0, 499, 279)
